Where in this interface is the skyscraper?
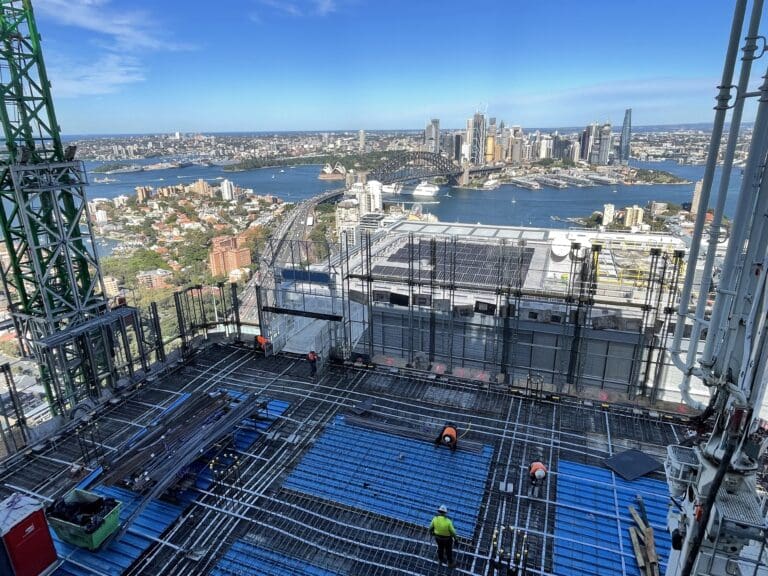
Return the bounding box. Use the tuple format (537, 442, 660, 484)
(469, 112, 486, 165)
(580, 123, 598, 162)
(424, 119, 440, 154)
(597, 123, 612, 165)
(453, 133, 463, 163)
(619, 108, 632, 164)
(358, 129, 365, 153)
(484, 117, 496, 163)
(691, 179, 704, 217)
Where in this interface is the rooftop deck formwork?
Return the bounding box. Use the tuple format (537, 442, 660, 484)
(0, 343, 687, 575)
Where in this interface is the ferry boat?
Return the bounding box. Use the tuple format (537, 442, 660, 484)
(382, 183, 403, 195)
(508, 177, 541, 190)
(412, 181, 439, 197)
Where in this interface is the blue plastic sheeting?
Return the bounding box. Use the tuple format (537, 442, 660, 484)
(284, 416, 493, 536)
(281, 268, 331, 284)
(52, 485, 185, 576)
(211, 540, 339, 576)
(76, 466, 103, 490)
(554, 460, 672, 576)
(124, 427, 147, 449)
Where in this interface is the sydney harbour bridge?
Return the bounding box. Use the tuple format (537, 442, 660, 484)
(366, 151, 501, 185)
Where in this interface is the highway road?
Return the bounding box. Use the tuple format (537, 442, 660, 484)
(238, 188, 344, 324)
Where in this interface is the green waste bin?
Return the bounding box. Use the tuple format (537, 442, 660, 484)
(47, 489, 122, 550)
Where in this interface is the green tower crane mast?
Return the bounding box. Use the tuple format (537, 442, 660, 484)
(0, 0, 147, 417)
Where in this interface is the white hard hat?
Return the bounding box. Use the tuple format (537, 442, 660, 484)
(438, 505, 448, 513)
(443, 435, 453, 444)
(534, 469, 546, 481)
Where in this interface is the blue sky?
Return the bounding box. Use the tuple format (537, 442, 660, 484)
(33, 0, 751, 134)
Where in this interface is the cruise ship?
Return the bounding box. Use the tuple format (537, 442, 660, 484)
(1, 2, 767, 576)
(412, 181, 439, 196)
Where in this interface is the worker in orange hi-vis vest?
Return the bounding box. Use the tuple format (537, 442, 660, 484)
(529, 461, 548, 485)
(307, 350, 318, 378)
(256, 335, 269, 355)
(434, 423, 458, 452)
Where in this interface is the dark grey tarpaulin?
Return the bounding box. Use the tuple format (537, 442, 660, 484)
(604, 448, 662, 481)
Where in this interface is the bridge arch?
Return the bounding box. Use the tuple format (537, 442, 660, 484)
(367, 151, 462, 184)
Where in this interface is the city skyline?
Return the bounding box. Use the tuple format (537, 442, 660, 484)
(34, 0, 755, 134)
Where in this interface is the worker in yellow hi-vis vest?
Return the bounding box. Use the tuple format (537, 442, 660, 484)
(429, 504, 457, 568)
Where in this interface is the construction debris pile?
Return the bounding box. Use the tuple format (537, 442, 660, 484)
(47, 493, 118, 535)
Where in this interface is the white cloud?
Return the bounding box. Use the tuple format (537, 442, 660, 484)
(34, 0, 190, 97)
(255, 0, 342, 20)
(485, 77, 719, 125)
(35, 0, 190, 51)
(47, 53, 144, 97)
(314, 0, 337, 15)
(258, 0, 303, 17)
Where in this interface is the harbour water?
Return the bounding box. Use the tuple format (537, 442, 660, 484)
(85, 161, 341, 203)
(419, 161, 741, 228)
(86, 159, 739, 232)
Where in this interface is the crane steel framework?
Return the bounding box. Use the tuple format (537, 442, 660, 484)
(663, 0, 768, 574)
(0, 0, 147, 417)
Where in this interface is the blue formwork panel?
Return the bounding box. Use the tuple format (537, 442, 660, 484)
(211, 540, 339, 576)
(284, 416, 493, 536)
(554, 460, 671, 576)
(52, 486, 185, 576)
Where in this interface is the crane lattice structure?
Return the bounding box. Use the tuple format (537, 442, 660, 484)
(0, 0, 147, 418)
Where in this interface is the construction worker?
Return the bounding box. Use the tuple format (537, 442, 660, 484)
(529, 461, 548, 486)
(256, 335, 269, 356)
(307, 350, 318, 378)
(434, 423, 458, 452)
(429, 504, 457, 568)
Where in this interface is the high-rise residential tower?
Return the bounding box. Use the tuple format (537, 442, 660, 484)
(597, 123, 613, 165)
(424, 119, 440, 154)
(619, 108, 632, 164)
(358, 129, 365, 153)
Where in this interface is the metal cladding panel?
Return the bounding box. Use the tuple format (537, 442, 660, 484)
(554, 460, 671, 576)
(52, 486, 185, 576)
(212, 540, 339, 576)
(284, 416, 493, 537)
